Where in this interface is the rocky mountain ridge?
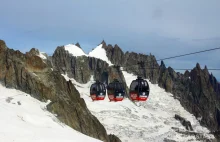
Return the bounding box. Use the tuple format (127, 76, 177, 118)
(49, 40, 220, 137)
(100, 40, 220, 135)
(1, 38, 220, 141)
(0, 39, 121, 142)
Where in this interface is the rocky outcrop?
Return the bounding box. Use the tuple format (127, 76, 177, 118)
(174, 114, 193, 131)
(172, 127, 216, 142)
(102, 41, 124, 66)
(158, 62, 220, 133)
(211, 131, 220, 139)
(102, 41, 159, 84)
(123, 52, 159, 84)
(52, 46, 109, 84)
(75, 42, 81, 48)
(52, 45, 128, 91)
(0, 40, 121, 142)
(108, 134, 122, 142)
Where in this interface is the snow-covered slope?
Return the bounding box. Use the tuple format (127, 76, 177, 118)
(64, 44, 88, 57)
(63, 43, 113, 66)
(63, 72, 214, 142)
(0, 83, 101, 142)
(38, 52, 47, 60)
(88, 44, 113, 66)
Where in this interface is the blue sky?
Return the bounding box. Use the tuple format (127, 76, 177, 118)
(0, 0, 220, 80)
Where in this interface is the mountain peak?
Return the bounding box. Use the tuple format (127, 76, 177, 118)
(28, 48, 40, 55)
(160, 60, 166, 69)
(114, 44, 120, 48)
(204, 65, 209, 75)
(0, 39, 7, 50)
(196, 63, 201, 69)
(75, 42, 81, 49)
(101, 40, 106, 46)
(0, 39, 6, 47)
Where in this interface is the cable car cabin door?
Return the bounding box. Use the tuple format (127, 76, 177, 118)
(90, 83, 106, 101)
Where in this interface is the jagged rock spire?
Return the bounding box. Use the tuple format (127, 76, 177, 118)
(160, 60, 166, 69)
(204, 65, 209, 76)
(114, 44, 119, 48)
(75, 42, 81, 49)
(184, 70, 190, 77)
(101, 40, 106, 46)
(196, 63, 201, 69)
(29, 48, 40, 55)
(0, 39, 7, 49)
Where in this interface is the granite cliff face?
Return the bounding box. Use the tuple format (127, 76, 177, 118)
(101, 41, 159, 84)
(52, 46, 109, 84)
(52, 45, 127, 92)
(0, 40, 121, 142)
(157, 61, 220, 133)
(162, 63, 220, 131)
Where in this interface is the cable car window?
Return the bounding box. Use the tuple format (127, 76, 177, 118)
(120, 83, 124, 90)
(130, 81, 139, 91)
(140, 81, 149, 92)
(97, 84, 100, 92)
(100, 84, 105, 91)
(98, 84, 102, 91)
(91, 84, 97, 92)
(115, 83, 123, 91)
(144, 81, 148, 86)
(121, 83, 124, 90)
(101, 84, 106, 91)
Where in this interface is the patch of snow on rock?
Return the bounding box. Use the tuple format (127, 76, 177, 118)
(38, 52, 47, 60)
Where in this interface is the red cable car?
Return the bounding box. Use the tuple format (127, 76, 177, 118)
(90, 81, 106, 101)
(107, 79, 125, 102)
(129, 77, 150, 101)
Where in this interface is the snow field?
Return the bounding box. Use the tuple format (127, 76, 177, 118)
(0, 83, 101, 142)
